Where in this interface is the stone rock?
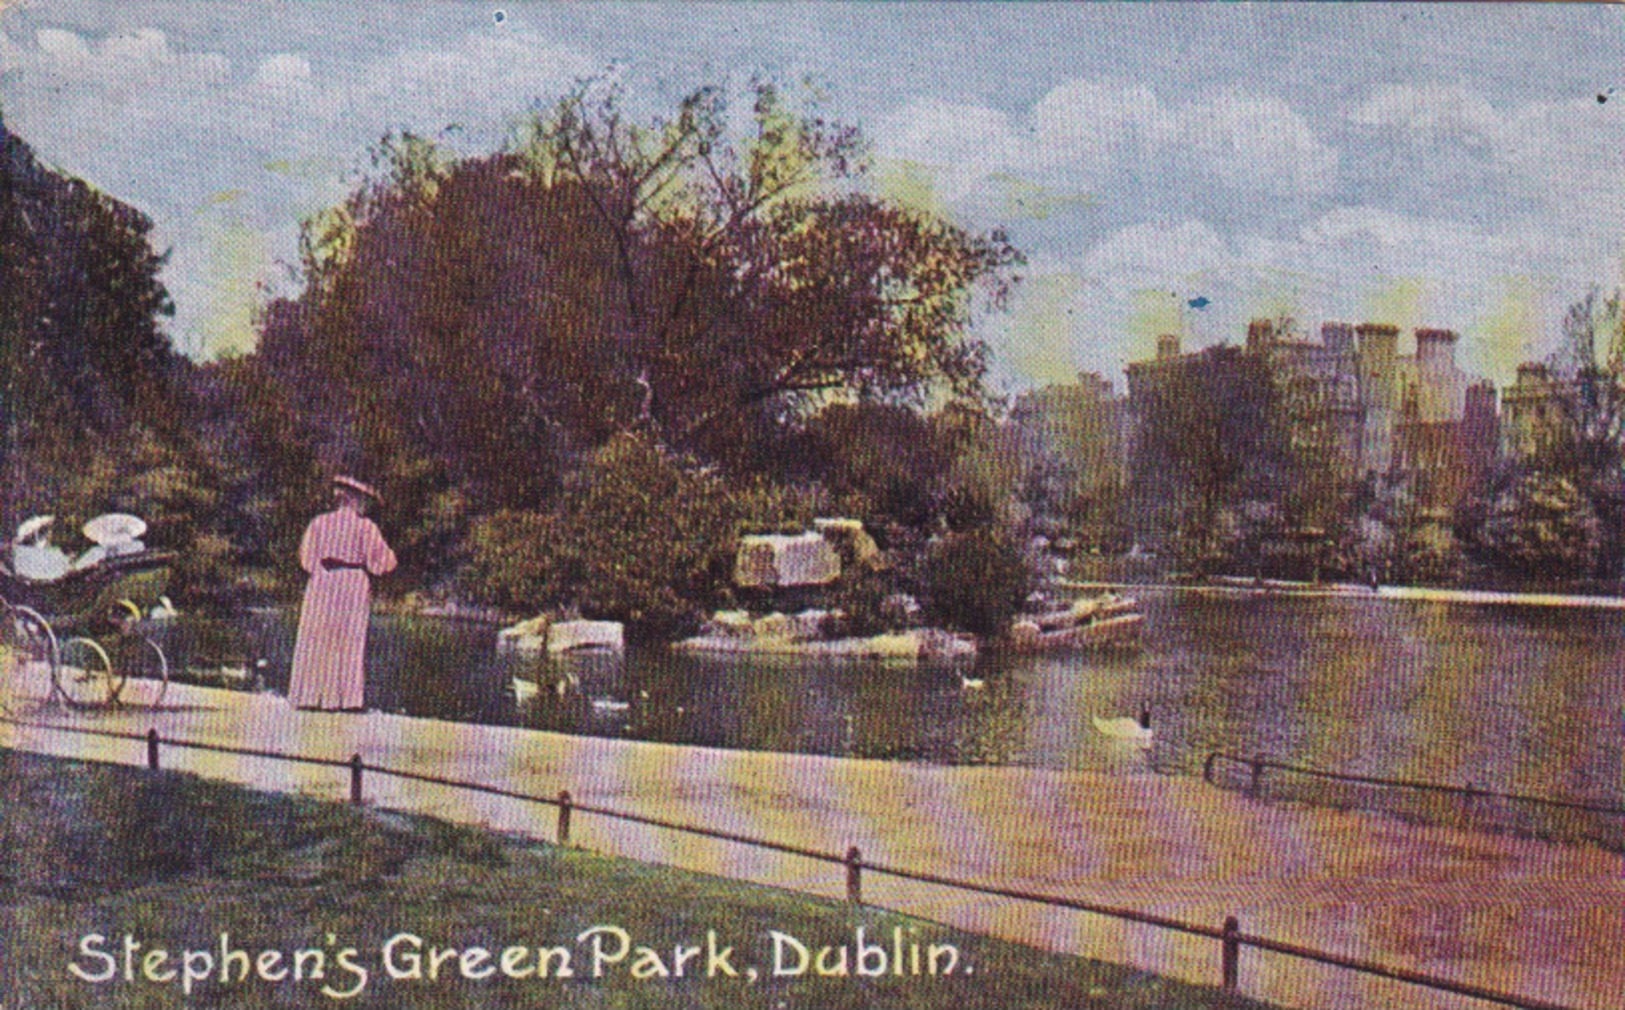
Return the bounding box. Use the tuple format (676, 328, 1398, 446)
(918, 628, 979, 659)
(1009, 620, 1043, 650)
(734, 531, 842, 588)
(788, 608, 832, 640)
(751, 612, 796, 641)
(496, 614, 552, 652)
(674, 625, 976, 661)
(703, 610, 755, 637)
(547, 619, 624, 654)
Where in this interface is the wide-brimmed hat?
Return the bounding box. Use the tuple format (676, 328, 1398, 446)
(82, 513, 148, 545)
(332, 475, 382, 503)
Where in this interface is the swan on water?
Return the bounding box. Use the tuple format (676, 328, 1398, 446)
(1091, 707, 1153, 749)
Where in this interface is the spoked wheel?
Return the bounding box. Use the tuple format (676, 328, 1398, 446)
(1, 603, 60, 707)
(110, 633, 169, 709)
(57, 636, 119, 708)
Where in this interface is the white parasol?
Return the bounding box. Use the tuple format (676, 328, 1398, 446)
(82, 513, 148, 546)
(15, 514, 55, 542)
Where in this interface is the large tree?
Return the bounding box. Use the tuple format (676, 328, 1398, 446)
(0, 119, 281, 605)
(1520, 288, 1625, 580)
(252, 81, 1020, 531)
(0, 115, 187, 527)
(1131, 346, 1288, 569)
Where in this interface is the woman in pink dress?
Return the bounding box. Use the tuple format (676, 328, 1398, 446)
(287, 476, 397, 711)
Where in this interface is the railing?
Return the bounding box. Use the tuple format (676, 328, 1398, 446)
(1204, 751, 1625, 852)
(0, 714, 1578, 1010)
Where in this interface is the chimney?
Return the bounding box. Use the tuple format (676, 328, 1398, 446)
(1246, 318, 1276, 351)
(1356, 322, 1399, 357)
(1076, 371, 1113, 399)
(1465, 380, 1497, 420)
(1156, 333, 1181, 361)
(1321, 321, 1353, 353)
(1415, 327, 1458, 368)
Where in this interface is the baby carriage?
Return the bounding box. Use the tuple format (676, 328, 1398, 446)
(1, 514, 173, 708)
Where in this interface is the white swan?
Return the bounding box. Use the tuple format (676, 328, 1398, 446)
(1092, 707, 1153, 750)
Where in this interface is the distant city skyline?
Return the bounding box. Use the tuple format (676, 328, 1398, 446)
(3, 2, 1623, 391)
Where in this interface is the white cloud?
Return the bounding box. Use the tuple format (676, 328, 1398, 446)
(1030, 77, 1175, 174)
(101, 28, 173, 67)
(1175, 91, 1338, 195)
(341, 31, 596, 132)
(877, 78, 1337, 207)
(876, 97, 1039, 202)
(26, 27, 226, 87)
(988, 203, 1569, 391)
(1350, 83, 1625, 285)
(254, 53, 313, 91)
(1082, 220, 1234, 282)
(35, 27, 90, 63)
(1352, 83, 1503, 145)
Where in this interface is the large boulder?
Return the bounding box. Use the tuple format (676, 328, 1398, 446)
(733, 532, 842, 588)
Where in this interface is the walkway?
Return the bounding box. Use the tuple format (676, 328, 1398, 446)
(1, 667, 1616, 1010)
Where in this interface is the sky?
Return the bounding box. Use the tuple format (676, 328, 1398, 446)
(3, 2, 1625, 394)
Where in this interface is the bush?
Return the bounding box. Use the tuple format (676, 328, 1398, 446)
(459, 509, 570, 614)
(461, 434, 742, 638)
(562, 435, 739, 636)
(1478, 471, 1602, 583)
(825, 564, 901, 636)
(920, 527, 1031, 636)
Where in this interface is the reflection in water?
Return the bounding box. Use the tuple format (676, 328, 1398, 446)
(157, 594, 1624, 813)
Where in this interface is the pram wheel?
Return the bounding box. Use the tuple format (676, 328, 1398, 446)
(58, 636, 118, 708)
(2, 602, 59, 701)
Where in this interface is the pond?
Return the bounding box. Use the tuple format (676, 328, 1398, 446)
(151, 593, 1623, 819)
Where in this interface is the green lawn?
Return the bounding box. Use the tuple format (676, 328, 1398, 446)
(0, 749, 1274, 1009)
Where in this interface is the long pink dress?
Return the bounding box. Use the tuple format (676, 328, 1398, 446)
(287, 506, 397, 710)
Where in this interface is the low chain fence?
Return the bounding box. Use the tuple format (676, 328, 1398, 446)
(1203, 751, 1625, 854)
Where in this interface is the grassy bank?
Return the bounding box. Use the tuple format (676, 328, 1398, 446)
(0, 750, 1272, 1009)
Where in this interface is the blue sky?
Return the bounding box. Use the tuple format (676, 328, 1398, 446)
(4, 2, 1624, 392)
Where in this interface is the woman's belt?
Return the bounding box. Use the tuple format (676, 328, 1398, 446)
(321, 558, 367, 571)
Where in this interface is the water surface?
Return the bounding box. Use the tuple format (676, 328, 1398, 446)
(157, 594, 1623, 815)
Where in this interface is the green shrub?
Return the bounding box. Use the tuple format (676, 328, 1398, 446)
(921, 527, 1031, 636)
(459, 509, 569, 614)
(558, 433, 738, 637)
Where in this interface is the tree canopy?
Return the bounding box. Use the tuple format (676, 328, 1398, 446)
(250, 82, 1021, 527)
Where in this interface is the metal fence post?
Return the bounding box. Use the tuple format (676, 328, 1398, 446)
(846, 846, 863, 905)
(557, 790, 573, 845)
(1221, 915, 1240, 991)
(146, 728, 160, 770)
(349, 753, 363, 805)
